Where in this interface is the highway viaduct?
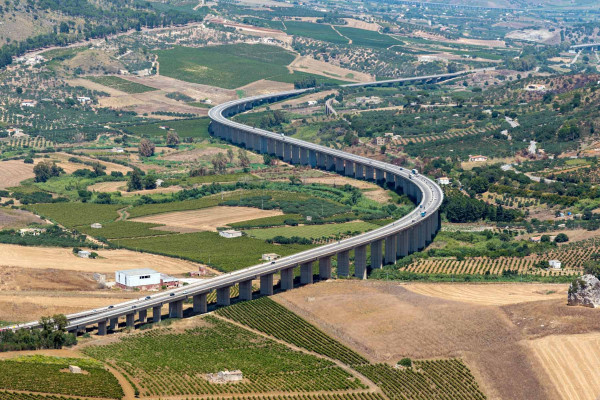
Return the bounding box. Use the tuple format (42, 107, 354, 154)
(9, 70, 476, 335)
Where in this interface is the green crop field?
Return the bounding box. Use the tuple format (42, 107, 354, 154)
(85, 76, 156, 93)
(0, 393, 386, 400)
(337, 27, 403, 49)
(155, 44, 296, 89)
(0, 356, 123, 399)
(284, 21, 349, 45)
(26, 203, 122, 228)
(124, 118, 210, 138)
(245, 221, 379, 240)
(216, 297, 369, 366)
(228, 213, 303, 228)
(113, 231, 314, 272)
(271, 70, 350, 85)
(84, 316, 365, 397)
(76, 221, 173, 239)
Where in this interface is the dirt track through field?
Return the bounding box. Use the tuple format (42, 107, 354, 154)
(131, 206, 284, 232)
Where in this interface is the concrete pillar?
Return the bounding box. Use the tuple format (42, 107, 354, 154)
(365, 166, 374, 181)
(337, 250, 350, 277)
(345, 161, 354, 177)
(371, 239, 383, 269)
(217, 286, 231, 306)
(276, 140, 284, 158)
(169, 300, 183, 319)
(386, 172, 395, 189)
(375, 169, 385, 183)
(280, 267, 295, 291)
(98, 320, 107, 336)
(398, 231, 408, 257)
(193, 293, 207, 314)
(395, 175, 403, 194)
(239, 280, 253, 301)
(152, 306, 162, 323)
(309, 150, 317, 167)
(355, 164, 364, 180)
(317, 152, 327, 169)
(138, 309, 147, 324)
(109, 317, 118, 330)
(327, 155, 336, 171)
(126, 313, 135, 328)
(283, 143, 292, 162)
(354, 245, 367, 279)
(260, 273, 274, 296)
(291, 145, 301, 164)
(409, 227, 418, 253)
(335, 157, 345, 174)
(319, 257, 332, 280)
(268, 138, 276, 155)
(300, 148, 309, 165)
(385, 235, 396, 265)
(260, 136, 268, 154)
(300, 261, 313, 284)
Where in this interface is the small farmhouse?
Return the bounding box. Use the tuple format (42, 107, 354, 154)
(77, 250, 92, 258)
(90, 223, 103, 229)
(219, 229, 242, 239)
(548, 260, 562, 269)
(437, 177, 450, 185)
(468, 155, 488, 163)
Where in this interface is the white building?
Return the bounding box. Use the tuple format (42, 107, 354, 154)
(307, 100, 318, 106)
(77, 250, 92, 258)
(468, 155, 488, 162)
(262, 253, 280, 261)
(111, 147, 125, 153)
(90, 223, 103, 229)
(526, 84, 546, 92)
(77, 96, 91, 104)
(21, 100, 37, 108)
(437, 177, 450, 185)
(219, 229, 242, 239)
(19, 228, 45, 236)
(217, 370, 243, 382)
(548, 260, 562, 269)
(114, 268, 180, 290)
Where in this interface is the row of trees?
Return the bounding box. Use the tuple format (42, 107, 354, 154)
(0, 314, 76, 352)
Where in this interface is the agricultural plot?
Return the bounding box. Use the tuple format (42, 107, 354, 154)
(1, 393, 386, 400)
(0, 160, 34, 189)
(84, 316, 365, 397)
(85, 76, 156, 93)
(3, 136, 55, 149)
(124, 118, 210, 139)
(229, 213, 303, 228)
(337, 27, 403, 49)
(113, 231, 313, 272)
(26, 203, 122, 228)
(245, 221, 379, 241)
(0, 356, 123, 399)
(284, 21, 349, 45)
(355, 360, 486, 400)
(216, 297, 369, 366)
(76, 220, 174, 239)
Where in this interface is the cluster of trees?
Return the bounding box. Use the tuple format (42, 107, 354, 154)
(266, 235, 312, 245)
(138, 139, 156, 157)
(0, 314, 76, 352)
(257, 110, 288, 130)
(127, 169, 157, 191)
(294, 77, 317, 89)
(442, 191, 521, 223)
(33, 161, 63, 183)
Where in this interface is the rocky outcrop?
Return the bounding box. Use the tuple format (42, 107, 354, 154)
(568, 274, 600, 308)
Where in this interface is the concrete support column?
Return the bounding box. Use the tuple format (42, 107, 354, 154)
(300, 261, 313, 284)
(260, 136, 268, 154)
(335, 157, 345, 174)
(337, 250, 350, 277)
(386, 172, 395, 189)
(375, 169, 385, 183)
(409, 227, 419, 253)
(317, 152, 327, 169)
(138, 309, 147, 324)
(365, 166, 374, 181)
(260, 274, 274, 296)
(397, 231, 408, 257)
(345, 161, 354, 177)
(300, 148, 309, 165)
(385, 235, 397, 265)
(327, 155, 336, 171)
(98, 320, 107, 336)
(109, 317, 118, 330)
(371, 240, 383, 269)
(268, 138, 276, 155)
(354, 245, 367, 279)
(126, 313, 135, 328)
(319, 257, 332, 280)
(291, 145, 301, 164)
(239, 280, 253, 301)
(280, 267, 295, 291)
(418, 224, 426, 251)
(283, 143, 292, 162)
(394, 175, 403, 194)
(217, 286, 231, 306)
(355, 164, 364, 180)
(309, 150, 317, 167)
(152, 306, 162, 323)
(169, 300, 183, 319)
(193, 293, 207, 314)
(276, 140, 284, 158)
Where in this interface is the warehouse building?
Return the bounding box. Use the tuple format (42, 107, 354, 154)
(115, 268, 179, 290)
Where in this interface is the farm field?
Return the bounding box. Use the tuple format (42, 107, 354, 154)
(83, 315, 366, 397)
(85, 76, 157, 94)
(245, 221, 379, 241)
(123, 118, 211, 139)
(284, 21, 349, 45)
(130, 206, 284, 232)
(113, 231, 314, 272)
(0, 160, 34, 189)
(75, 220, 174, 239)
(26, 203, 122, 228)
(86, 181, 183, 197)
(0, 208, 46, 229)
(337, 27, 403, 49)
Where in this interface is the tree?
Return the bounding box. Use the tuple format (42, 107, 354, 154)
(166, 131, 180, 147)
(127, 169, 143, 191)
(263, 154, 275, 166)
(211, 153, 227, 173)
(238, 149, 250, 168)
(33, 161, 62, 183)
(143, 175, 157, 190)
(78, 189, 92, 203)
(95, 193, 112, 204)
(139, 139, 155, 157)
(584, 260, 600, 278)
(227, 148, 234, 163)
(555, 233, 569, 243)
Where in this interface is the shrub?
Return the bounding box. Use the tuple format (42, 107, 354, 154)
(398, 358, 412, 368)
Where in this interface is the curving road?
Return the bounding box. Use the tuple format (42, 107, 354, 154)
(8, 70, 476, 333)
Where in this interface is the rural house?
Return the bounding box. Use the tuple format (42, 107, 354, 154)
(115, 268, 179, 290)
(468, 155, 488, 163)
(219, 229, 242, 239)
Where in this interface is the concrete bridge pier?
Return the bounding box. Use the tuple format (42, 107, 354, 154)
(193, 293, 208, 313)
(375, 169, 385, 183)
(97, 320, 107, 336)
(365, 166, 374, 181)
(169, 300, 183, 319)
(354, 245, 367, 279)
(152, 305, 162, 323)
(337, 250, 350, 277)
(254, 135, 262, 153)
(276, 141, 284, 159)
(126, 313, 135, 328)
(268, 138, 277, 155)
(138, 309, 147, 324)
(386, 172, 395, 189)
(300, 261, 313, 284)
(109, 317, 118, 330)
(283, 143, 292, 163)
(327, 155, 336, 171)
(408, 227, 418, 253)
(317, 152, 327, 169)
(335, 157, 345, 174)
(217, 286, 231, 306)
(309, 150, 317, 167)
(239, 280, 253, 301)
(260, 136, 268, 154)
(260, 274, 274, 295)
(280, 267, 295, 290)
(345, 161, 354, 177)
(385, 235, 396, 265)
(291, 145, 301, 164)
(398, 231, 409, 257)
(355, 164, 364, 180)
(371, 239, 383, 269)
(300, 148, 309, 165)
(319, 257, 332, 280)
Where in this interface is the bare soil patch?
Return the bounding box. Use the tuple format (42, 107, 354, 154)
(276, 280, 559, 400)
(131, 206, 283, 232)
(0, 208, 46, 229)
(237, 79, 295, 96)
(403, 283, 567, 306)
(0, 160, 35, 189)
(302, 175, 390, 203)
(288, 56, 373, 82)
(0, 243, 199, 275)
(340, 18, 380, 32)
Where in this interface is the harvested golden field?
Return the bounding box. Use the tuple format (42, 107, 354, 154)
(0, 243, 199, 275)
(276, 280, 560, 400)
(131, 206, 284, 232)
(528, 333, 600, 400)
(0, 160, 34, 189)
(341, 18, 380, 32)
(288, 55, 372, 82)
(0, 208, 46, 229)
(237, 79, 295, 96)
(403, 283, 567, 306)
